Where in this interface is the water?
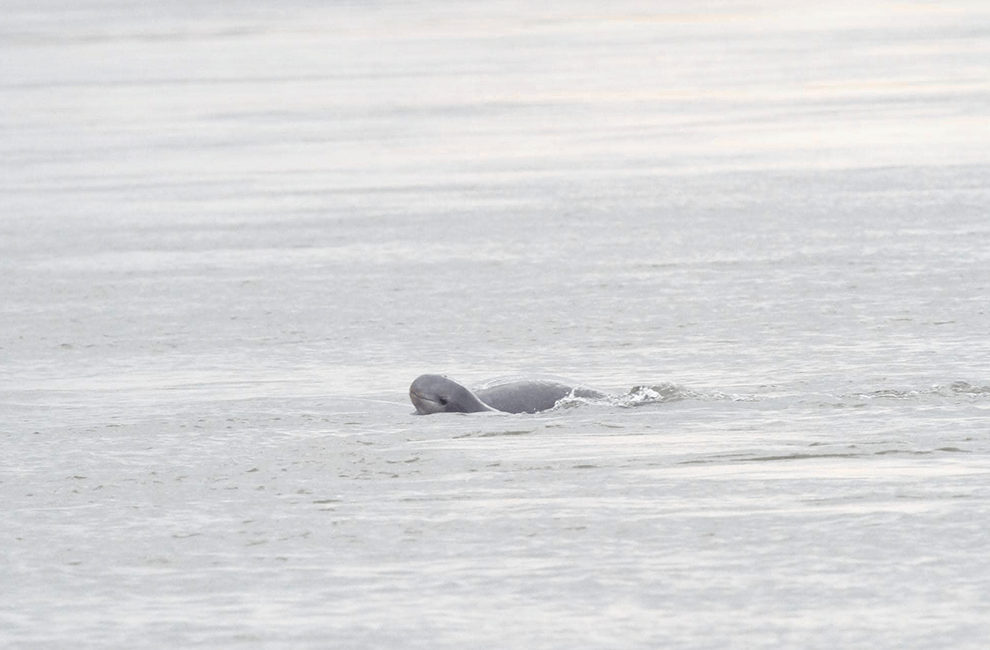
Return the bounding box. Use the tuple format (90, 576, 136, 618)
(2, 1, 990, 647)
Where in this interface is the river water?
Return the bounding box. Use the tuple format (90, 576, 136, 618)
(2, 1, 989, 648)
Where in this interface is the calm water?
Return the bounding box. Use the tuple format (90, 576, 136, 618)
(2, 1, 990, 647)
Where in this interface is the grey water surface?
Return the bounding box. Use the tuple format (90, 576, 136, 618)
(2, 0, 990, 648)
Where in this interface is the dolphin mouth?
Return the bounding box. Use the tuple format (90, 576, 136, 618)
(409, 389, 441, 414)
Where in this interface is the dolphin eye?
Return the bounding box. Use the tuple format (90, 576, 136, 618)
(439, 397, 449, 406)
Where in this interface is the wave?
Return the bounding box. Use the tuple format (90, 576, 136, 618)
(554, 381, 761, 410)
(554, 380, 990, 411)
(841, 381, 990, 403)
(619, 382, 763, 406)
(680, 446, 971, 466)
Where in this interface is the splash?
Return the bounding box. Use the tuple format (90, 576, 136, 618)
(571, 382, 761, 409)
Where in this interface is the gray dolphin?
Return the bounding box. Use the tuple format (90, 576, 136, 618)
(409, 374, 607, 414)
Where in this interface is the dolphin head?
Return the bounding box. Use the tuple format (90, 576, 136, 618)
(409, 374, 493, 414)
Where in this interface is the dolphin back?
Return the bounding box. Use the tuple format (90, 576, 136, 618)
(475, 379, 606, 414)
